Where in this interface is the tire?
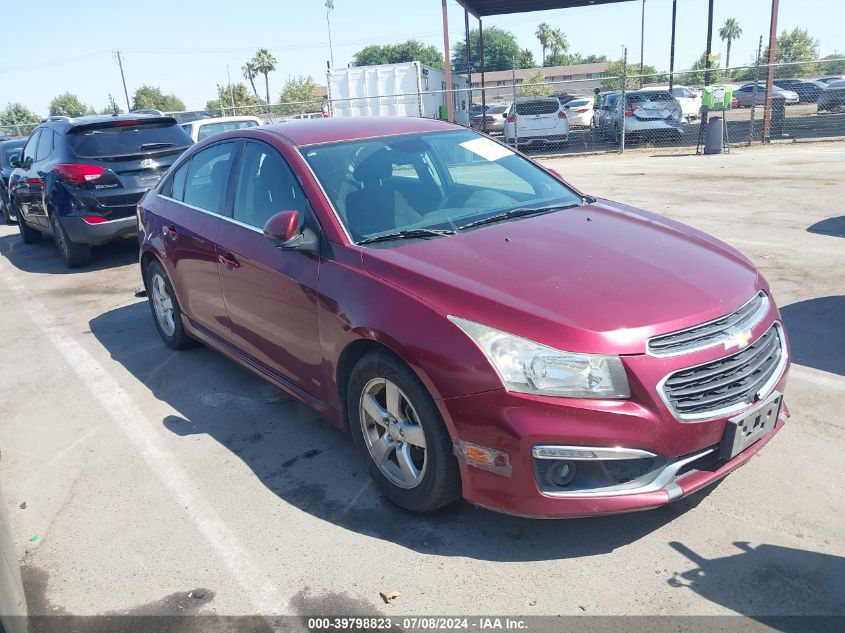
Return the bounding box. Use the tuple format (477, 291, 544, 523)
(144, 258, 195, 350)
(50, 212, 90, 268)
(347, 351, 461, 513)
(1, 199, 13, 225)
(16, 201, 41, 244)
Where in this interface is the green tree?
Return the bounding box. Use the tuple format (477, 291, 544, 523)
(132, 85, 186, 112)
(352, 39, 444, 69)
(535, 23, 553, 66)
(519, 70, 551, 97)
(719, 18, 743, 72)
(452, 27, 533, 72)
(205, 83, 264, 116)
(252, 48, 278, 104)
(763, 28, 820, 77)
(601, 60, 664, 90)
(0, 103, 40, 135)
(818, 53, 844, 75)
(277, 76, 323, 115)
(48, 92, 94, 117)
(677, 52, 723, 86)
(242, 62, 260, 99)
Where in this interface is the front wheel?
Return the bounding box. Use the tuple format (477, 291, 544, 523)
(348, 351, 461, 513)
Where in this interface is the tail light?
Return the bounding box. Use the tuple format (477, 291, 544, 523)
(558, 110, 567, 119)
(624, 107, 639, 117)
(55, 164, 105, 184)
(507, 114, 516, 123)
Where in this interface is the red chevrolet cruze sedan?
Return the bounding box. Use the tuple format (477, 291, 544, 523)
(137, 117, 789, 518)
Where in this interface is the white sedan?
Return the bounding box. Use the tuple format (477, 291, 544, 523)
(562, 98, 594, 128)
(180, 116, 263, 143)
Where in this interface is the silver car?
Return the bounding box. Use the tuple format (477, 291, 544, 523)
(603, 89, 683, 144)
(733, 83, 800, 107)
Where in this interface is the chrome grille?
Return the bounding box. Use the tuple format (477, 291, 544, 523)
(660, 324, 785, 420)
(648, 292, 769, 357)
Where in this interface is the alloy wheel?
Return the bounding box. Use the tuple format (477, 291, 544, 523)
(359, 377, 427, 489)
(150, 273, 176, 337)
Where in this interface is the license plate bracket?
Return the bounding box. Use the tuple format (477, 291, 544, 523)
(720, 392, 782, 461)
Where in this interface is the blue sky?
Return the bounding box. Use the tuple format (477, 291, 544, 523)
(2, 0, 842, 114)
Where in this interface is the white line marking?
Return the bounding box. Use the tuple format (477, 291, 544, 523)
(0, 258, 288, 615)
(725, 238, 787, 248)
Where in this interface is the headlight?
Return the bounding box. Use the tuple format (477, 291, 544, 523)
(449, 316, 630, 399)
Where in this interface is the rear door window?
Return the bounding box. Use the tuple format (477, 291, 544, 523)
(167, 160, 190, 201)
(515, 100, 560, 115)
(182, 142, 236, 215)
(69, 120, 191, 158)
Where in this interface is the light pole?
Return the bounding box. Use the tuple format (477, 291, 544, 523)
(326, 0, 335, 69)
(639, 0, 645, 88)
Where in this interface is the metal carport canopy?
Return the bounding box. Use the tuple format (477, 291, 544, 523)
(456, 0, 635, 19)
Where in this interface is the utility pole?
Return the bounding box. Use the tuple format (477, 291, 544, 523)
(441, 0, 453, 122)
(620, 46, 628, 153)
(762, 0, 780, 142)
(668, 0, 677, 91)
(115, 50, 131, 112)
(704, 0, 714, 86)
(639, 0, 645, 88)
(326, 0, 336, 69)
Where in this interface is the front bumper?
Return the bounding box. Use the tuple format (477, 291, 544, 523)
(61, 215, 138, 246)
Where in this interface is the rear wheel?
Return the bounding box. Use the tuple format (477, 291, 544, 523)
(51, 213, 90, 268)
(348, 351, 461, 513)
(145, 259, 195, 350)
(2, 199, 13, 224)
(16, 201, 42, 244)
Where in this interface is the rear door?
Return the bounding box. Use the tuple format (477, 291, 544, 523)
(66, 118, 191, 220)
(215, 139, 323, 399)
(515, 99, 561, 132)
(158, 141, 237, 340)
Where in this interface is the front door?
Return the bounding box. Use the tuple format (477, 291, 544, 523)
(215, 140, 323, 400)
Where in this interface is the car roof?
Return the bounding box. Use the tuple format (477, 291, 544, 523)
(0, 138, 25, 146)
(40, 113, 178, 132)
(264, 116, 461, 146)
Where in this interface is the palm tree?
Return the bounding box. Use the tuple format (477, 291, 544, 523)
(548, 28, 569, 61)
(719, 18, 743, 74)
(252, 48, 278, 105)
(242, 62, 259, 99)
(536, 23, 553, 65)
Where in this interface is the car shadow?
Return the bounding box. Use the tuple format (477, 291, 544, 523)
(668, 541, 845, 621)
(88, 301, 724, 563)
(0, 233, 137, 274)
(780, 296, 845, 376)
(807, 216, 845, 238)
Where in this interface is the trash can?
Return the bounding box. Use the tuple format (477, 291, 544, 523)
(770, 94, 786, 138)
(704, 116, 724, 154)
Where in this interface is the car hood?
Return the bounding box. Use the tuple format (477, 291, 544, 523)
(361, 199, 761, 355)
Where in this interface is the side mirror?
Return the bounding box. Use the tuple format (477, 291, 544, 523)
(263, 210, 319, 252)
(9, 153, 21, 168)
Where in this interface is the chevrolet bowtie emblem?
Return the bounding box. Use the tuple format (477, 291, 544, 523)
(724, 329, 753, 351)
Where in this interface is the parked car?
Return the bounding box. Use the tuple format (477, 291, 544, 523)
(605, 89, 683, 144)
(773, 79, 827, 103)
(470, 102, 509, 135)
(561, 99, 594, 128)
(552, 92, 578, 106)
(181, 116, 262, 143)
(818, 79, 845, 112)
(0, 463, 28, 633)
(817, 75, 845, 84)
(138, 117, 790, 518)
(733, 83, 799, 107)
(9, 114, 191, 267)
(0, 138, 25, 224)
(504, 97, 569, 148)
(651, 85, 701, 120)
(292, 112, 326, 120)
(592, 91, 620, 131)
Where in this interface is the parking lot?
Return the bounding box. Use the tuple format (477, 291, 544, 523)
(0, 143, 843, 624)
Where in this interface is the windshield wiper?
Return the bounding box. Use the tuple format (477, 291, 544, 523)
(357, 228, 456, 245)
(456, 203, 579, 231)
(140, 142, 176, 150)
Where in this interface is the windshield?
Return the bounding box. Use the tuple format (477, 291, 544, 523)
(302, 130, 582, 243)
(628, 91, 674, 103)
(69, 122, 191, 158)
(1, 141, 25, 167)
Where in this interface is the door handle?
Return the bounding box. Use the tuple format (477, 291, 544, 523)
(218, 252, 240, 270)
(162, 224, 182, 240)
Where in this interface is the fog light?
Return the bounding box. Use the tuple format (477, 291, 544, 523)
(547, 461, 576, 487)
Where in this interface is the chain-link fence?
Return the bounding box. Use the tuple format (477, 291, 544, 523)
(0, 121, 38, 140)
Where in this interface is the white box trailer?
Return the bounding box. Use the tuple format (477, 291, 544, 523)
(326, 61, 470, 126)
